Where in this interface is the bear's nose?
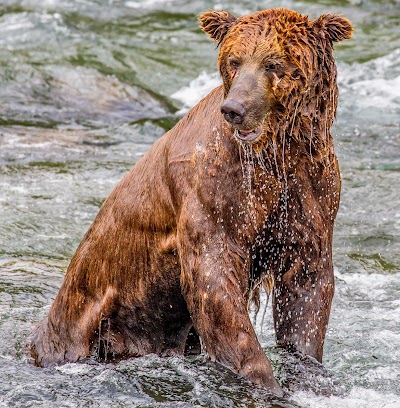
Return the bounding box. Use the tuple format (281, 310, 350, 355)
(221, 99, 246, 125)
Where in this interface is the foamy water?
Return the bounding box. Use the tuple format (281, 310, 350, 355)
(295, 388, 400, 408)
(171, 71, 222, 114)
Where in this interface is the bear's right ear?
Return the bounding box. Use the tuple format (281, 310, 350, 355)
(199, 10, 237, 45)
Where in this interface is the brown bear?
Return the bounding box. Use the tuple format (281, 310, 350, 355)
(31, 8, 353, 395)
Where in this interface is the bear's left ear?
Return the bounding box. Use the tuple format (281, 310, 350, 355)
(199, 10, 237, 45)
(313, 14, 353, 42)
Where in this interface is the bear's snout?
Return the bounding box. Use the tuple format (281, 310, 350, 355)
(221, 99, 246, 125)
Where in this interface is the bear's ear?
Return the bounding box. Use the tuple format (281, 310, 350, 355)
(199, 10, 237, 45)
(313, 14, 353, 43)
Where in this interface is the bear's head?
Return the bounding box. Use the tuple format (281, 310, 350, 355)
(200, 8, 353, 145)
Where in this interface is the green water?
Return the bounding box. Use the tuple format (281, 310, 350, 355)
(0, 1, 399, 407)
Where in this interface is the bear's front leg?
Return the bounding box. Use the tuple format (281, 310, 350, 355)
(272, 235, 335, 362)
(177, 202, 282, 395)
(272, 169, 338, 362)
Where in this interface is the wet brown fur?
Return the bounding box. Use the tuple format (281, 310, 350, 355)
(31, 9, 353, 394)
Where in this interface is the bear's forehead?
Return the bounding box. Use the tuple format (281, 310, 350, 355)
(224, 36, 283, 63)
(222, 10, 312, 60)
(222, 26, 283, 62)
(236, 8, 310, 27)
(227, 9, 310, 44)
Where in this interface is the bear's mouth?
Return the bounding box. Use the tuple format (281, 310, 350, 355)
(233, 122, 264, 142)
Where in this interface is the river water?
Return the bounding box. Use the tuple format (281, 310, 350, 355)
(0, 0, 399, 407)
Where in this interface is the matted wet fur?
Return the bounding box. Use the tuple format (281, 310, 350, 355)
(31, 8, 353, 395)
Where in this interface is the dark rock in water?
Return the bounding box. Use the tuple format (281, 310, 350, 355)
(1, 65, 171, 127)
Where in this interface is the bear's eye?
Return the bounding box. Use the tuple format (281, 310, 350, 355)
(291, 69, 302, 79)
(229, 58, 240, 70)
(264, 63, 280, 72)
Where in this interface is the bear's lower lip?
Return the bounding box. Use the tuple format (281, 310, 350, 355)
(234, 123, 264, 142)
